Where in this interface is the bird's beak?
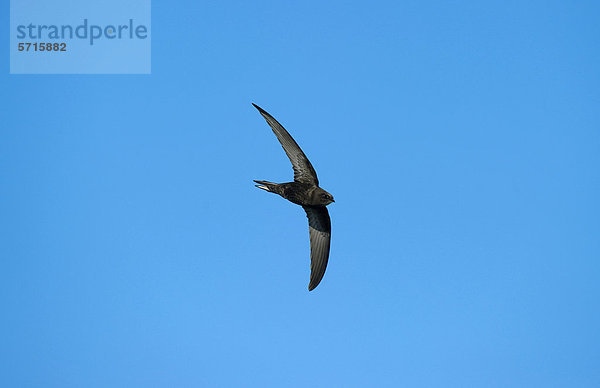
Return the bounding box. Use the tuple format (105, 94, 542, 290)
(331, 198, 335, 203)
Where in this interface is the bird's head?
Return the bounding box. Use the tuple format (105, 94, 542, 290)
(316, 188, 335, 206)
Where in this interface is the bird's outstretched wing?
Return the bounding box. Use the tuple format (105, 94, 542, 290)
(252, 103, 319, 186)
(303, 206, 331, 291)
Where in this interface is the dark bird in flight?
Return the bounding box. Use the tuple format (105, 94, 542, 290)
(252, 103, 335, 291)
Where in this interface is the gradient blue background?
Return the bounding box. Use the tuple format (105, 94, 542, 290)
(1, 1, 599, 387)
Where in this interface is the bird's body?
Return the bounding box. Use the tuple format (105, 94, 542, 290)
(253, 180, 329, 207)
(252, 103, 334, 291)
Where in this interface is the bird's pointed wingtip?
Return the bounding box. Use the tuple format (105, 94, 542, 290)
(251, 102, 264, 112)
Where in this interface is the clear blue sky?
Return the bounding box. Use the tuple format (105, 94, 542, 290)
(1, 1, 599, 386)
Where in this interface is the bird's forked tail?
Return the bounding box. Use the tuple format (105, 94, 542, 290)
(254, 180, 279, 193)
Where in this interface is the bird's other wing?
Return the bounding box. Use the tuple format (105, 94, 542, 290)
(252, 103, 319, 186)
(303, 206, 331, 291)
